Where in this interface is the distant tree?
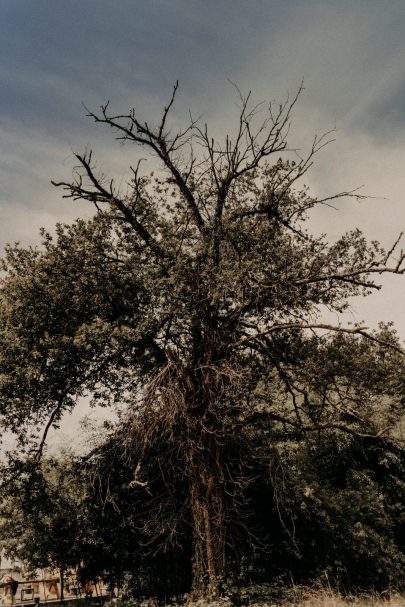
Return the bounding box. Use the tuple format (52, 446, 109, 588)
(0, 84, 404, 596)
(0, 456, 80, 598)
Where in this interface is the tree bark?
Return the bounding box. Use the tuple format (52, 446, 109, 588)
(189, 437, 226, 597)
(59, 565, 64, 601)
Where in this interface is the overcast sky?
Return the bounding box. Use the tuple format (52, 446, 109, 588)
(1, 0, 405, 447)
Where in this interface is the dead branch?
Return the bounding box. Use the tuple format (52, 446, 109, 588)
(237, 322, 405, 356)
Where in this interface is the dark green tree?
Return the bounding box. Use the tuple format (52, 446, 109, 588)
(0, 84, 404, 596)
(0, 456, 80, 598)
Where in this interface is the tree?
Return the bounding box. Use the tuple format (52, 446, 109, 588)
(0, 83, 404, 596)
(0, 455, 81, 598)
(72, 402, 405, 595)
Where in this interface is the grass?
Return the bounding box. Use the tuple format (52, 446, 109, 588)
(186, 587, 405, 607)
(280, 587, 405, 607)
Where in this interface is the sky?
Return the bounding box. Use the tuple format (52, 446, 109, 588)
(1, 0, 405, 448)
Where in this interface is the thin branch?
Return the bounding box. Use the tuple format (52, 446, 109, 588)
(83, 88, 206, 235)
(34, 399, 64, 461)
(53, 152, 169, 261)
(237, 322, 405, 356)
(245, 410, 393, 440)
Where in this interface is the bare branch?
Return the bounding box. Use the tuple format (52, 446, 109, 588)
(237, 322, 405, 356)
(83, 87, 206, 235)
(34, 399, 64, 461)
(245, 410, 393, 440)
(52, 152, 169, 261)
(158, 80, 179, 141)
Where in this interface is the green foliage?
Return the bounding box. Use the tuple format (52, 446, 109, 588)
(0, 454, 81, 571)
(275, 436, 405, 591)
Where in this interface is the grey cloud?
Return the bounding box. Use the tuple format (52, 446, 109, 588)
(1, 0, 405, 445)
(1, 0, 405, 298)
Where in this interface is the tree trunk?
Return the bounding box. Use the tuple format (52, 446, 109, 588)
(189, 438, 226, 597)
(185, 312, 229, 596)
(59, 566, 64, 601)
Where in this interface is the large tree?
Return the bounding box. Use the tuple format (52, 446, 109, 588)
(0, 84, 404, 596)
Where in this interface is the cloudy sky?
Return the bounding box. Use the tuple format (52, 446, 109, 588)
(1, 0, 405, 446)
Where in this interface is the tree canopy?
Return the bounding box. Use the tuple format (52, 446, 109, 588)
(0, 84, 404, 597)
